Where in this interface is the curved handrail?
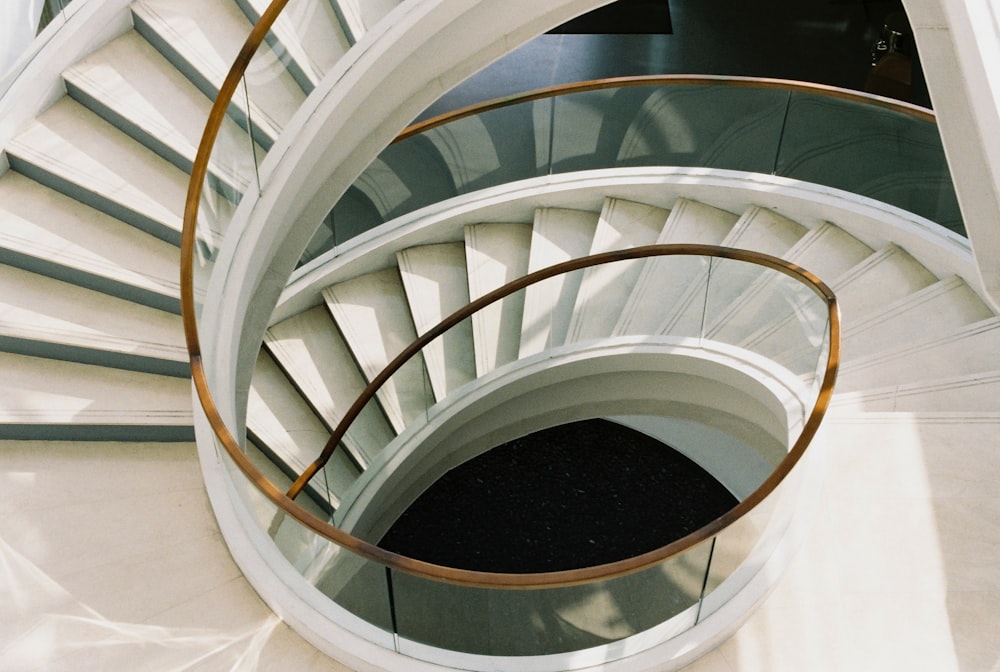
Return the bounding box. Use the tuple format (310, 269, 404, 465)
(303, 72, 957, 268)
(181, 1, 841, 591)
(399, 74, 936, 143)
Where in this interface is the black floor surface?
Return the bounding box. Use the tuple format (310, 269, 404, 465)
(379, 419, 738, 573)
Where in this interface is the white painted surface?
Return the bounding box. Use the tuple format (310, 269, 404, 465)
(397, 242, 475, 399)
(323, 267, 429, 433)
(519, 207, 598, 356)
(566, 198, 669, 343)
(464, 222, 531, 375)
(265, 305, 394, 466)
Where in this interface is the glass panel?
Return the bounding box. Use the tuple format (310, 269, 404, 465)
(617, 254, 712, 339)
(777, 91, 963, 234)
(550, 85, 787, 174)
(219, 438, 394, 632)
(703, 259, 827, 379)
(700, 447, 808, 619)
(392, 538, 712, 656)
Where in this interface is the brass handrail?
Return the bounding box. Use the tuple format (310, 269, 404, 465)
(180, 1, 845, 589)
(399, 74, 936, 143)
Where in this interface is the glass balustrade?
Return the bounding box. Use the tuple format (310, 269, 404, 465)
(304, 80, 959, 266)
(216, 249, 837, 659)
(180, 3, 855, 663)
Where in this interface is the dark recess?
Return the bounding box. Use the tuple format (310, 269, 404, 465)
(379, 419, 738, 573)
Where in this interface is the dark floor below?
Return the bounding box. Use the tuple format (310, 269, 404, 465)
(379, 419, 738, 573)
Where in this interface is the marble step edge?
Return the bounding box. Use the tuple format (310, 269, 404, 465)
(0, 225, 180, 314)
(62, 62, 249, 203)
(837, 316, 1000, 375)
(130, 0, 281, 148)
(0, 316, 188, 377)
(830, 369, 1000, 407)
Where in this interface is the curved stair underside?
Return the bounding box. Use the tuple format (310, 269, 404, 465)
(2, 2, 999, 671)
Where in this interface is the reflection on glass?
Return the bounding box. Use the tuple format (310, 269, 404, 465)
(392, 538, 711, 656)
(306, 81, 959, 268)
(776, 92, 961, 232)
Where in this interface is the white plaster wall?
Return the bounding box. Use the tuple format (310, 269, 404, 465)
(906, 0, 1000, 311)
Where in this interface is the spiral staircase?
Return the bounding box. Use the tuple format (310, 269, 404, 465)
(2, 0, 1000, 670)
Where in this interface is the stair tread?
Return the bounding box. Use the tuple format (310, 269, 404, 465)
(0, 172, 180, 308)
(396, 242, 476, 399)
(746, 242, 942, 370)
(0, 351, 192, 425)
(265, 305, 394, 467)
(323, 267, 429, 432)
(842, 276, 995, 360)
(832, 370, 1000, 413)
(132, 0, 307, 136)
(832, 244, 938, 323)
(241, 0, 351, 79)
(248, 349, 359, 506)
(336, 0, 402, 40)
(520, 208, 599, 357)
(567, 198, 669, 343)
(838, 316, 1000, 391)
(707, 222, 872, 346)
(6, 97, 200, 245)
(0, 264, 185, 366)
(63, 30, 257, 194)
(616, 198, 739, 336)
(649, 205, 808, 337)
(465, 222, 532, 375)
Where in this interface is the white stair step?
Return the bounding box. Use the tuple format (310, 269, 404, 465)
(837, 317, 1000, 392)
(323, 267, 431, 433)
(5, 97, 204, 247)
(0, 264, 186, 377)
(336, 0, 401, 42)
(246, 437, 334, 518)
(63, 30, 257, 198)
(0, 351, 192, 441)
(842, 276, 994, 360)
(465, 222, 532, 376)
(566, 198, 670, 344)
(831, 370, 1000, 413)
(706, 222, 872, 348)
(131, 0, 306, 142)
(265, 305, 394, 467)
(396, 243, 476, 399)
(651, 205, 807, 337)
(248, 349, 359, 508)
(830, 244, 938, 324)
(747, 244, 940, 370)
(0, 173, 180, 313)
(519, 208, 599, 357)
(616, 198, 739, 337)
(239, 0, 351, 81)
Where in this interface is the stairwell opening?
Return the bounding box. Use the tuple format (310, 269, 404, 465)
(378, 418, 737, 573)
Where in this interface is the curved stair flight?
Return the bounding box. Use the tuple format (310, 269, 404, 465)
(2, 1, 999, 668)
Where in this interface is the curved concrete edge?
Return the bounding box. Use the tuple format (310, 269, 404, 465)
(332, 337, 811, 541)
(0, 0, 134, 165)
(193, 372, 830, 672)
(276, 168, 980, 323)
(199, 0, 617, 430)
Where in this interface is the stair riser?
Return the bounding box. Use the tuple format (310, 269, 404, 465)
(232, 0, 317, 95)
(64, 81, 245, 205)
(0, 335, 189, 378)
(6, 158, 181, 247)
(0, 424, 194, 441)
(131, 9, 276, 151)
(0, 245, 180, 314)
